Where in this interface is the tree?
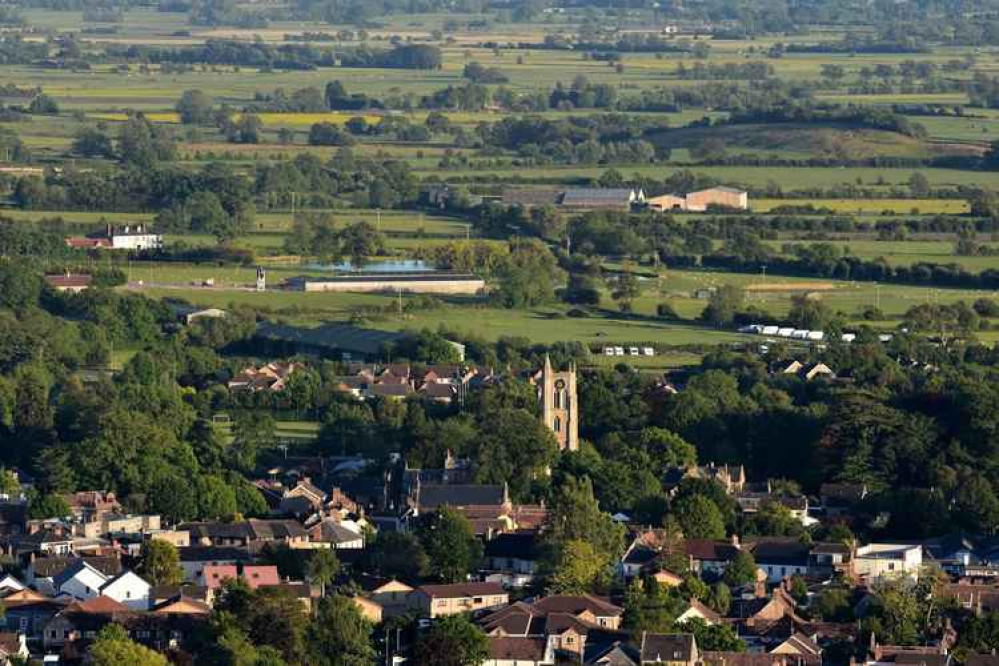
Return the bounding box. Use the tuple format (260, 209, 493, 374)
(367, 531, 428, 580)
(542, 476, 625, 579)
(609, 272, 641, 312)
(176, 89, 214, 124)
(118, 114, 175, 168)
(307, 548, 341, 597)
(473, 408, 559, 500)
(413, 614, 489, 666)
(29, 493, 70, 519)
(681, 618, 746, 651)
(546, 539, 605, 594)
(723, 550, 758, 587)
(338, 221, 384, 268)
(28, 93, 59, 115)
(700, 285, 744, 328)
(563, 273, 601, 306)
(233, 113, 263, 144)
(787, 294, 834, 331)
(308, 122, 355, 146)
(196, 474, 238, 520)
(494, 238, 559, 308)
(90, 624, 169, 666)
(307, 594, 376, 666)
(72, 127, 114, 158)
(908, 172, 931, 197)
(674, 494, 726, 540)
(417, 508, 482, 582)
(138, 538, 183, 586)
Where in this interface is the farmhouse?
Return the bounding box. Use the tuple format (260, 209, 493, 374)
(65, 224, 163, 251)
(284, 272, 485, 295)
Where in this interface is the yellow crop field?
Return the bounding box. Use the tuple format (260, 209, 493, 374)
(753, 198, 970, 214)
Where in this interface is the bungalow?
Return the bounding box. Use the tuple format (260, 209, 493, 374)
(409, 582, 508, 618)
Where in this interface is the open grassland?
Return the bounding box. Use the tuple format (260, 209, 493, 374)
(753, 198, 970, 214)
(769, 239, 999, 274)
(134, 263, 999, 350)
(438, 164, 999, 189)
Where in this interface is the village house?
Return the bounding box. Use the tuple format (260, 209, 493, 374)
(177, 546, 252, 584)
(228, 361, 306, 392)
(640, 632, 699, 666)
(409, 582, 509, 618)
(484, 636, 556, 666)
(98, 570, 152, 611)
(2, 589, 68, 642)
(478, 595, 624, 662)
(483, 531, 541, 588)
(361, 579, 414, 618)
(63, 491, 121, 524)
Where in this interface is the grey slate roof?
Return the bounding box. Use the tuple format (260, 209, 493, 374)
(417, 484, 506, 509)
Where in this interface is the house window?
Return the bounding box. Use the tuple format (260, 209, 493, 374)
(436, 600, 446, 607)
(553, 417, 561, 433)
(554, 390, 562, 409)
(566, 636, 574, 644)
(19, 618, 27, 632)
(473, 597, 483, 603)
(889, 563, 896, 571)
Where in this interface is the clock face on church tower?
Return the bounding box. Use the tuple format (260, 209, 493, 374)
(555, 379, 565, 390)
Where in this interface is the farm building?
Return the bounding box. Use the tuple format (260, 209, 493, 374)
(559, 188, 645, 211)
(686, 186, 748, 211)
(283, 273, 485, 295)
(647, 186, 749, 213)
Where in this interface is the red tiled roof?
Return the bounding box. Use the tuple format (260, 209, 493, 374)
(68, 595, 129, 614)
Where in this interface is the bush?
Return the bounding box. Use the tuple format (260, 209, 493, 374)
(657, 302, 681, 320)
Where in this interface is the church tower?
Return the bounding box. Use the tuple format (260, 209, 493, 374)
(541, 354, 578, 452)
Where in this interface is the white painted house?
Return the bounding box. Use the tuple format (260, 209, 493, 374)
(855, 544, 923, 581)
(53, 561, 108, 601)
(99, 570, 151, 610)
